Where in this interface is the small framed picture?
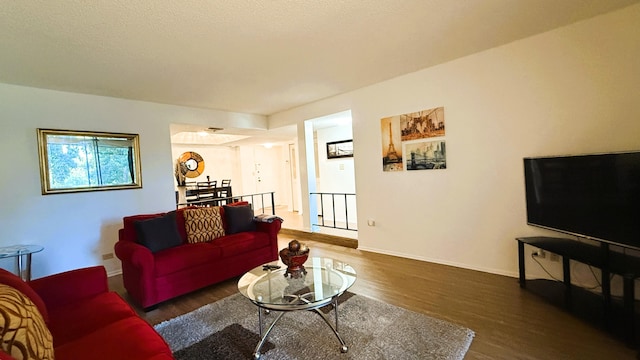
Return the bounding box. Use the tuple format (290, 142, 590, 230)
(326, 139, 353, 159)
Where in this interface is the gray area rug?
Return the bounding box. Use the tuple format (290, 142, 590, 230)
(154, 292, 475, 359)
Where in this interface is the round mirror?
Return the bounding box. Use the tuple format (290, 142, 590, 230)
(178, 151, 205, 178)
(184, 158, 198, 171)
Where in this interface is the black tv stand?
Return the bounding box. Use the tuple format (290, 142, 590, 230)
(517, 236, 640, 344)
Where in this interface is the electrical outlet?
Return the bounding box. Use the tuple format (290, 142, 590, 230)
(532, 249, 546, 258)
(102, 253, 114, 260)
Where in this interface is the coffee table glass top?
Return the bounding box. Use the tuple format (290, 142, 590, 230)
(238, 257, 356, 310)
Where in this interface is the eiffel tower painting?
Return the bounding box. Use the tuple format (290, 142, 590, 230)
(385, 123, 399, 162)
(381, 117, 403, 171)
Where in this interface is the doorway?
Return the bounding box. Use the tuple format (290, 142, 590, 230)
(300, 110, 358, 239)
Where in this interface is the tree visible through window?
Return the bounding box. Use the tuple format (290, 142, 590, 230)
(37, 129, 142, 194)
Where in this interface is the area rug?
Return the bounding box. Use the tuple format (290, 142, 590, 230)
(154, 292, 475, 360)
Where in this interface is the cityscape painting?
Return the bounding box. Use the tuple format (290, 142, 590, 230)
(400, 107, 445, 141)
(381, 106, 446, 172)
(405, 140, 447, 170)
(326, 139, 353, 159)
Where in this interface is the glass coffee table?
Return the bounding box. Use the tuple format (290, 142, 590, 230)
(238, 257, 357, 359)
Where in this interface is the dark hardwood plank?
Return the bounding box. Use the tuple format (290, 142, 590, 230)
(108, 235, 637, 359)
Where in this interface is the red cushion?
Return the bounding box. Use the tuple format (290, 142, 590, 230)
(54, 317, 173, 360)
(46, 292, 137, 346)
(212, 232, 270, 257)
(29, 266, 109, 309)
(226, 201, 249, 207)
(0, 269, 49, 324)
(154, 242, 222, 277)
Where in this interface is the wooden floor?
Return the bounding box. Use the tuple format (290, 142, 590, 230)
(108, 234, 638, 359)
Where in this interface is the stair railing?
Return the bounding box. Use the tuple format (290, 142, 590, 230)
(309, 192, 357, 231)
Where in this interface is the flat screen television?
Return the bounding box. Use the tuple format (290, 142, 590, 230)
(524, 151, 640, 249)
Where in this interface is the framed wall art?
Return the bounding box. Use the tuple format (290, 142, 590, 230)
(37, 128, 142, 194)
(381, 106, 446, 172)
(326, 139, 353, 159)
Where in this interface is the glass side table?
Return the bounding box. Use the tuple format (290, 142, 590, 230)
(0, 245, 44, 281)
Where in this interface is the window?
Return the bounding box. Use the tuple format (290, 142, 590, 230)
(37, 129, 142, 194)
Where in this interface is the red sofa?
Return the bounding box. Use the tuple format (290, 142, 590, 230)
(115, 203, 281, 310)
(0, 266, 173, 360)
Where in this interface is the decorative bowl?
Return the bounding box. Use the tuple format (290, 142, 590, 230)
(279, 240, 310, 277)
(279, 251, 309, 271)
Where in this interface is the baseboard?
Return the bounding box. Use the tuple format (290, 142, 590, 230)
(107, 269, 122, 277)
(280, 228, 358, 249)
(357, 244, 518, 278)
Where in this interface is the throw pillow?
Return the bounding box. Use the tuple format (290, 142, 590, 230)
(0, 269, 49, 325)
(174, 207, 198, 242)
(134, 211, 183, 253)
(183, 207, 225, 243)
(0, 284, 54, 360)
(223, 204, 256, 234)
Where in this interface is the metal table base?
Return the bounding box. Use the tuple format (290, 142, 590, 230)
(253, 294, 348, 359)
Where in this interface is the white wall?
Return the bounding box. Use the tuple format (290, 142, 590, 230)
(171, 144, 240, 190)
(0, 84, 268, 277)
(288, 140, 303, 214)
(269, 5, 640, 280)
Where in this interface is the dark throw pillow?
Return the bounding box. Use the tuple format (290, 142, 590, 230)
(223, 205, 256, 234)
(134, 212, 183, 253)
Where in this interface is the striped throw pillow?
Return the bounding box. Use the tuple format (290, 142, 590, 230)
(0, 284, 54, 360)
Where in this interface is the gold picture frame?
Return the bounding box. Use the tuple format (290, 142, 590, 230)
(37, 129, 142, 195)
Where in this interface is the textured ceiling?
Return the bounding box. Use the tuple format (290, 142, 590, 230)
(1, 0, 638, 116)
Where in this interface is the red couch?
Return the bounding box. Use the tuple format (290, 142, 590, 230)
(115, 203, 281, 310)
(0, 266, 173, 360)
